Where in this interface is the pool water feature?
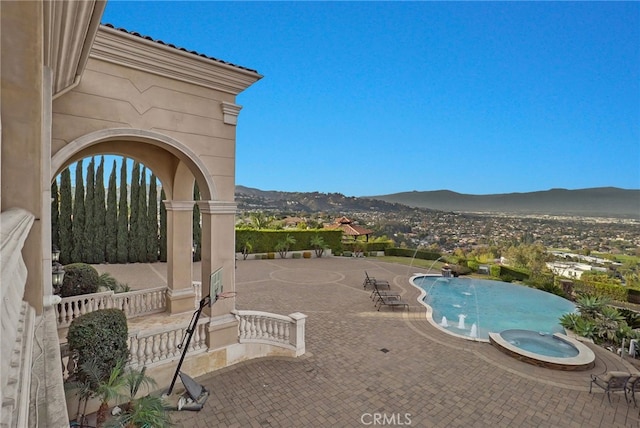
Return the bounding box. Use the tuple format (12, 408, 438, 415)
(489, 330, 595, 370)
(499, 329, 579, 358)
(412, 275, 576, 342)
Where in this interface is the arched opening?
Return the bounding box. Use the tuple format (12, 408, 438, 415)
(51, 128, 232, 316)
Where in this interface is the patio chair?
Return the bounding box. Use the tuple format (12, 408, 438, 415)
(625, 373, 640, 407)
(369, 281, 401, 301)
(589, 371, 631, 404)
(363, 271, 390, 290)
(372, 288, 408, 312)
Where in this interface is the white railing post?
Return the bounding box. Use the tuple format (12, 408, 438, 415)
(57, 287, 168, 329)
(231, 310, 307, 357)
(288, 312, 307, 357)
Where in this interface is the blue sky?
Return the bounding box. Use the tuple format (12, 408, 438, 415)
(101, 1, 639, 197)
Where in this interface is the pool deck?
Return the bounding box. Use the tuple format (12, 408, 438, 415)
(97, 257, 640, 427)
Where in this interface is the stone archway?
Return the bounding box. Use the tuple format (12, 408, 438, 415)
(51, 128, 235, 317)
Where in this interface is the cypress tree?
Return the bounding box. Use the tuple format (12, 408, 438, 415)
(117, 158, 129, 263)
(193, 181, 201, 262)
(94, 156, 107, 263)
(71, 160, 85, 263)
(129, 161, 140, 262)
(83, 157, 95, 263)
(136, 167, 148, 262)
(159, 188, 167, 262)
(146, 173, 159, 262)
(59, 169, 73, 264)
(51, 178, 60, 249)
(106, 159, 118, 263)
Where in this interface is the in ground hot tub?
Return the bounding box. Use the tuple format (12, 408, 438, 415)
(489, 329, 595, 371)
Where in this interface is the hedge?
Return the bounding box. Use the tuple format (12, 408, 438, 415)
(573, 280, 628, 302)
(384, 247, 442, 261)
(235, 229, 342, 254)
(67, 308, 129, 384)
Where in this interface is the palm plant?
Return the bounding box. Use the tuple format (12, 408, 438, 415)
(105, 367, 170, 428)
(275, 234, 296, 259)
(106, 395, 171, 428)
(79, 358, 128, 427)
(310, 234, 327, 258)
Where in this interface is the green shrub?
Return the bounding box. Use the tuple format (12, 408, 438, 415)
(384, 247, 442, 261)
(67, 309, 129, 385)
(489, 265, 501, 277)
(235, 229, 342, 254)
(60, 263, 100, 297)
(467, 260, 479, 272)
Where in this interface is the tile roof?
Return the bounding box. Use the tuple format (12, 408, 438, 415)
(102, 23, 259, 74)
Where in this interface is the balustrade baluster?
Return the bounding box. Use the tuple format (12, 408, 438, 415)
(152, 333, 160, 362)
(129, 336, 138, 367)
(167, 330, 177, 358)
(159, 332, 168, 361)
(266, 319, 274, 340)
(144, 336, 153, 365)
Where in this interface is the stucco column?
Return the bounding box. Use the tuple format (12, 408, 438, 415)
(198, 200, 238, 350)
(1, 0, 45, 314)
(163, 200, 195, 314)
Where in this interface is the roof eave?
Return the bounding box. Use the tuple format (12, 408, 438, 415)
(89, 25, 263, 95)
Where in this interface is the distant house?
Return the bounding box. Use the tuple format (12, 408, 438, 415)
(478, 265, 490, 275)
(324, 216, 373, 241)
(283, 216, 305, 228)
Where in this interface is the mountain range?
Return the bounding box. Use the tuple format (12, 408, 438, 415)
(236, 186, 640, 219)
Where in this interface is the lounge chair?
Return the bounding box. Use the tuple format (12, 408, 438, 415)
(363, 271, 390, 289)
(626, 373, 640, 406)
(589, 371, 631, 404)
(372, 288, 408, 311)
(369, 281, 401, 301)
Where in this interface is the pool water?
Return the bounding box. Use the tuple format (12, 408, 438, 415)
(499, 329, 579, 358)
(414, 276, 576, 341)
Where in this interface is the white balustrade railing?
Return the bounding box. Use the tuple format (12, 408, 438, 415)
(127, 317, 210, 368)
(57, 287, 167, 328)
(60, 316, 210, 380)
(232, 310, 307, 357)
(60, 342, 77, 381)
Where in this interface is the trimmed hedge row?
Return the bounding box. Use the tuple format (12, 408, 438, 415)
(235, 229, 343, 254)
(384, 247, 442, 261)
(342, 240, 393, 253)
(573, 280, 628, 302)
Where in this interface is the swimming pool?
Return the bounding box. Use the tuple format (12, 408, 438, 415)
(412, 275, 576, 341)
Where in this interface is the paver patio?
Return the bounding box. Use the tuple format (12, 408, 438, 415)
(96, 257, 640, 427)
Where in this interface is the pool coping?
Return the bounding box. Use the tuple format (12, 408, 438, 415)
(488, 331, 596, 371)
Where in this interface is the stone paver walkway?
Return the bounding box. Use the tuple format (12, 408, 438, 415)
(97, 258, 640, 427)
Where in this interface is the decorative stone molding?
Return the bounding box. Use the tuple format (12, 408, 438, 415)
(197, 200, 238, 215)
(163, 200, 196, 211)
(0, 208, 35, 428)
(43, 0, 106, 97)
(90, 25, 262, 95)
(221, 102, 242, 126)
(51, 128, 219, 200)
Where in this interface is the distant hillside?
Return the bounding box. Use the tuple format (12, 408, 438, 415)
(366, 187, 640, 219)
(235, 185, 422, 215)
(236, 186, 639, 219)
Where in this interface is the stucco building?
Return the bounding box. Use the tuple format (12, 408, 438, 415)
(1, 2, 305, 426)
